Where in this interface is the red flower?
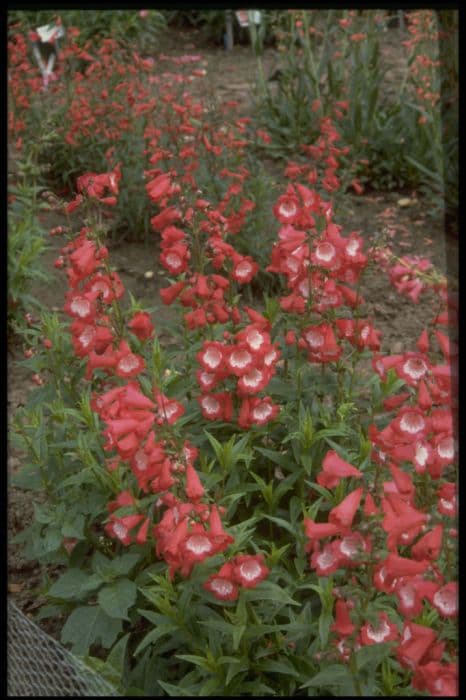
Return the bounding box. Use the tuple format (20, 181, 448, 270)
(391, 407, 429, 443)
(383, 553, 430, 579)
(382, 391, 411, 411)
(335, 531, 371, 567)
(146, 173, 172, 202)
(417, 379, 433, 410)
(430, 408, 453, 435)
(386, 463, 415, 503)
(412, 661, 458, 697)
(310, 541, 343, 576)
(273, 190, 301, 224)
(394, 577, 439, 619)
(115, 341, 145, 378)
(153, 391, 185, 425)
(135, 517, 151, 545)
(196, 369, 221, 392)
(150, 206, 181, 231)
(311, 239, 340, 270)
(231, 554, 269, 588)
(226, 345, 255, 376)
(105, 514, 145, 546)
(411, 524, 443, 561)
(300, 323, 342, 363)
(238, 396, 279, 429)
(304, 518, 340, 544)
(381, 495, 427, 550)
(434, 329, 455, 361)
(85, 347, 118, 379)
(64, 291, 97, 321)
(396, 621, 439, 670)
(394, 353, 430, 387)
(84, 272, 124, 304)
(359, 612, 398, 646)
(416, 329, 430, 353)
(328, 487, 363, 531)
(185, 463, 205, 501)
(180, 529, 216, 564)
(204, 575, 239, 601)
(208, 506, 234, 550)
(197, 341, 226, 373)
(128, 311, 154, 341)
(331, 599, 355, 637)
(437, 482, 456, 517)
(430, 582, 457, 618)
(237, 367, 271, 396)
(66, 194, 83, 213)
(412, 440, 434, 474)
(432, 434, 455, 472)
(108, 490, 136, 512)
(160, 244, 190, 275)
(363, 492, 379, 516)
(231, 256, 259, 284)
(160, 280, 185, 305)
(317, 450, 363, 489)
(198, 393, 233, 422)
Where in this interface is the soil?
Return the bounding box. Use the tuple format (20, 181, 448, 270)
(8, 20, 458, 638)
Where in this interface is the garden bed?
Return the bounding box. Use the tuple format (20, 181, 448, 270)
(8, 11, 457, 696)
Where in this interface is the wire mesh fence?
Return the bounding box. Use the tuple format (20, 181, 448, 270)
(7, 598, 119, 697)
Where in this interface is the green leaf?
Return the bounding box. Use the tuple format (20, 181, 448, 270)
(255, 446, 293, 470)
(105, 633, 130, 680)
(312, 426, 352, 442)
(92, 550, 111, 573)
(10, 463, 43, 491)
(48, 569, 91, 600)
(203, 430, 224, 461)
(262, 514, 297, 537)
(36, 604, 63, 621)
(98, 579, 137, 620)
(61, 606, 122, 655)
(61, 514, 86, 539)
(33, 502, 52, 524)
(134, 619, 179, 656)
(40, 527, 63, 555)
(176, 654, 214, 673)
(199, 677, 222, 695)
(258, 658, 301, 679)
(355, 642, 394, 672)
(306, 481, 334, 503)
(108, 553, 141, 576)
(157, 681, 193, 696)
(300, 664, 355, 690)
(80, 573, 105, 594)
(225, 658, 249, 686)
(242, 581, 300, 607)
(232, 624, 246, 652)
(318, 610, 333, 650)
